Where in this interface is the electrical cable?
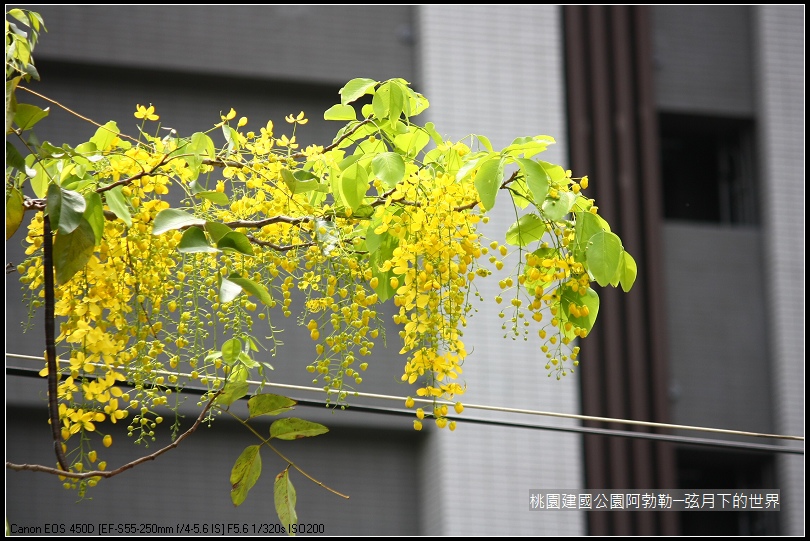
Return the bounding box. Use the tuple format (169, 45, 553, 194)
(6, 353, 803, 455)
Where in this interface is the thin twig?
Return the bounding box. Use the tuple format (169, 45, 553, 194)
(6, 391, 222, 479)
(290, 119, 374, 159)
(221, 409, 349, 499)
(95, 154, 173, 193)
(17, 86, 141, 145)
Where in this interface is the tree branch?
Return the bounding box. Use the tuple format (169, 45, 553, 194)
(6, 391, 221, 479)
(245, 235, 316, 252)
(42, 215, 69, 471)
(290, 118, 374, 159)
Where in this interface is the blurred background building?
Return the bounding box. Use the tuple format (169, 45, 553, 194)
(6, 5, 803, 535)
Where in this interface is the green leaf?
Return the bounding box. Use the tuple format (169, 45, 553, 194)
(474, 157, 504, 212)
(190, 131, 215, 157)
(104, 186, 132, 227)
(619, 251, 637, 292)
(222, 125, 239, 155)
(274, 470, 297, 535)
(542, 191, 577, 222)
(53, 219, 95, 285)
(315, 218, 340, 256)
(339, 78, 377, 105)
(476, 134, 494, 153)
(222, 338, 242, 365)
(5, 187, 24, 240)
(560, 286, 600, 340)
(237, 351, 259, 369)
(6, 142, 26, 171)
(424, 122, 443, 145)
(270, 418, 329, 440)
(215, 365, 250, 407)
(219, 275, 243, 303)
(572, 211, 610, 261)
(204, 221, 232, 242)
(505, 213, 546, 247)
(518, 158, 549, 203)
(323, 104, 357, 121)
(89, 121, 119, 152)
(248, 394, 297, 418)
(369, 228, 398, 302)
(82, 192, 104, 245)
(340, 162, 369, 211)
(226, 273, 274, 305)
(393, 129, 430, 158)
(371, 152, 405, 188)
(13, 103, 49, 131)
(30, 161, 49, 198)
(56, 188, 86, 235)
(46, 183, 62, 232)
(178, 226, 219, 253)
(230, 445, 262, 507)
(372, 81, 404, 122)
(152, 208, 204, 235)
(539, 160, 567, 184)
(6, 77, 20, 135)
(196, 190, 230, 206)
(217, 231, 254, 255)
(585, 230, 624, 287)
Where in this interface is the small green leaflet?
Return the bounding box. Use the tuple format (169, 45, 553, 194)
(505, 213, 546, 247)
(269, 418, 329, 440)
(371, 152, 405, 188)
(5, 187, 24, 240)
(178, 226, 219, 253)
(619, 251, 637, 292)
(230, 445, 262, 507)
(474, 157, 504, 211)
(542, 191, 577, 222)
(339, 78, 377, 105)
(53, 219, 95, 285)
(215, 365, 249, 407)
(248, 394, 297, 418)
(274, 470, 297, 536)
(585, 230, 624, 287)
(219, 273, 273, 305)
(152, 208, 204, 235)
(323, 104, 357, 121)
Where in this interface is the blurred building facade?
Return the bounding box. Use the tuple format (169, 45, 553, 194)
(5, 5, 803, 535)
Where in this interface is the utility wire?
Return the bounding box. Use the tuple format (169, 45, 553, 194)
(5, 353, 804, 455)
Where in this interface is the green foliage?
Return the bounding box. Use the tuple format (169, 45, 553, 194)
(5, 9, 637, 531)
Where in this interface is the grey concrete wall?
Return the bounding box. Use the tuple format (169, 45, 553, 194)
(652, 6, 755, 116)
(22, 6, 415, 85)
(753, 5, 805, 535)
(6, 374, 421, 535)
(662, 223, 772, 436)
(417, 5, 585, 536)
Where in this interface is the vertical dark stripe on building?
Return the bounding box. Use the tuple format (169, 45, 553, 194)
(563, 6, 678, 535)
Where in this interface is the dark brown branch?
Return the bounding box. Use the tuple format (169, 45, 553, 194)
(245, 235, 316, 252)
(225, 215, 310, 228)
(42, 215, 69, 471)
(451, 170, 520, 213)
(95, 153, 173, 194)
(6, 390, 221, 479)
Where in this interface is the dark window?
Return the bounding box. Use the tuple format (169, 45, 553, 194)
(660, 114, 758, 224)
(677, 448, 779, 535)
